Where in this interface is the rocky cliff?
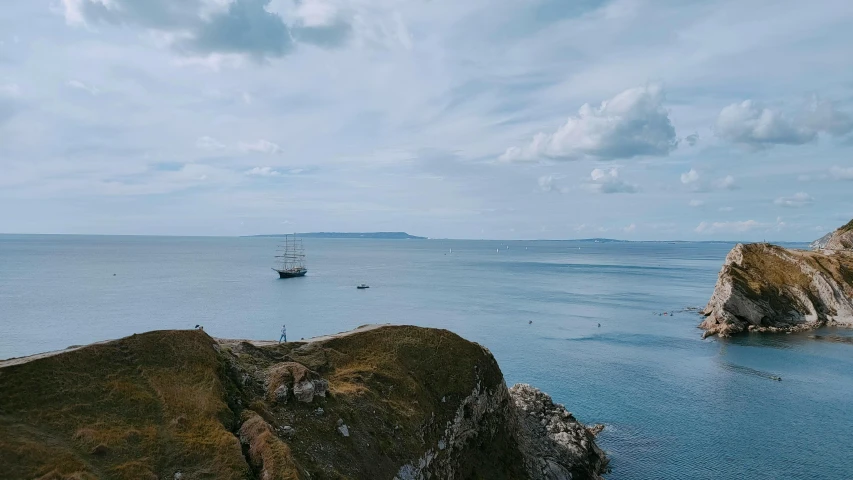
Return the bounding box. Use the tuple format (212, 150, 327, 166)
(820, 219, 853, 251)
(700, 242, 853, 337)
(0, 325, 608, 480)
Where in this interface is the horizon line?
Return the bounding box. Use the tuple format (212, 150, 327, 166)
(0, 232, 814, 244)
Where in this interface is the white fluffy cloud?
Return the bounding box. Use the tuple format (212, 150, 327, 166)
(716, 98, 853, 148)
(774, 192, 813, 208)
(714, 175, 737, 190)
(680, 170, 736, 191)
(681, 169, 699, 184)
(245, 166, 281, 177)
(689, 199, 704, 207)
(584, 167, 638, 194)
(241, 139, 283, 154)
(500, 84, 677, 162)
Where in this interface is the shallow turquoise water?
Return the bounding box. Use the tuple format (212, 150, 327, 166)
(1, 235, 851, 479)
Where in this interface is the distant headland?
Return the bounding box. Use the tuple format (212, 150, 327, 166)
(249, 232, 426, 239)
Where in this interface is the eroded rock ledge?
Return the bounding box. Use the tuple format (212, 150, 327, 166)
(700, 241, 853, 337)
(0, 325, 608, 479)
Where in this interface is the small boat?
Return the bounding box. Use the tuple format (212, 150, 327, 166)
(357, 284, 370, 289)
(273, 234, 308, 278)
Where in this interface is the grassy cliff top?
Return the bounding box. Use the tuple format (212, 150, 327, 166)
(0, 326, 524, 480)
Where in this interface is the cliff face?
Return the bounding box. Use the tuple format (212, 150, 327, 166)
(823, 220, 853, 251)
(0, 326, 608, 480)
(701, 242, 853, 337)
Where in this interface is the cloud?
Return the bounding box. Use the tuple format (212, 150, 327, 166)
(683, 134, 699, 147)
(182, 0, 294, 59)
(695, 220, 762, 234)
(716, 98, 853, 148)
(537, 175, 568, 194)
(245, 166, 281, 176)
(584, 167, 638, 194)
(714, 175, 737, 190)
(500, 84, 677, 162)
(774, 192, 813, 208)
(61, 0, 351, 60)
(67, 80, 99, 95)
(680, 168, 699, 184)
(196, 136, 226, 150)
(680, 170, 736, 191)
(829, 166, 853, 180)
(623, 223, 636, 233)
(240, 139, 283, 154)
(689, 199, 704, 207)
(803, 96, 853, 137)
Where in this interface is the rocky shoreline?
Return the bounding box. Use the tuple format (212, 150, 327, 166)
(0, 325, 608, 480)
(700, 219, 853, 338)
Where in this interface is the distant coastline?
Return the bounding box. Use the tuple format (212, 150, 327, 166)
(249, 232, 427, 239)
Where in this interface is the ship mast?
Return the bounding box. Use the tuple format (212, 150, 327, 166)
(274, 234, 306, 271)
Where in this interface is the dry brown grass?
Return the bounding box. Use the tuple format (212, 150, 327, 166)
(1, 325, 531, 480)
(0, 330, 249, 480)
(238, 412, 300, 480)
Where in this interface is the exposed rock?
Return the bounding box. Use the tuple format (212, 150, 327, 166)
(511, 384, 609, 480)
(293, 379, 315, 403)
(337, 424, 350, 437)
(265, 361, 328, 404)
(701, 241, 853, 337)
(810, 231, 834, 250)
(812, 219, 853, 251)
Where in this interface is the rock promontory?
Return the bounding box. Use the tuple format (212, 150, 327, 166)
(0, 325, 608, 479)
(700, 223, 853, 337)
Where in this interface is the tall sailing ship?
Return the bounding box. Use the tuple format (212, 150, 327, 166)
(273, 234, 307, 278)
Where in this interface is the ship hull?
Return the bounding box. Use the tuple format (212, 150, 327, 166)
(276, 269, 307, 278)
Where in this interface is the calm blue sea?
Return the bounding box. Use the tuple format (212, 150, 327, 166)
(1, 235, 852, 479)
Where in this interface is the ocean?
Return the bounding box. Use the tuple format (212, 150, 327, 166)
(1, 234, 851, 479)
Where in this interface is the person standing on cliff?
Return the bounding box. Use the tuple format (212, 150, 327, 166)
(279, 324, 287, 343)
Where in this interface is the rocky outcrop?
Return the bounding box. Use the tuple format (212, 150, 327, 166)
(512, 385, 608, 480)
(701, 241, 853, 337)
(810, 231, 833, 250)
(821, 219, 853, 251)
(0, 325, 609, 480)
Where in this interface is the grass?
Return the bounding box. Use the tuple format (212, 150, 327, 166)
(0, 330, 249, 480)
(1, 326, 531, 480)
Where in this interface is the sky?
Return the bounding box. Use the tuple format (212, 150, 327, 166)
(1, 0, 852, 240)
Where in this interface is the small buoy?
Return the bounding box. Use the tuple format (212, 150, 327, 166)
(528, 320, 532, 324)
(598, 323, 601, 327)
